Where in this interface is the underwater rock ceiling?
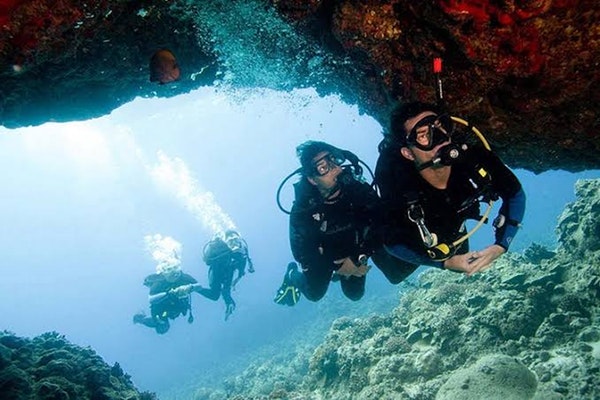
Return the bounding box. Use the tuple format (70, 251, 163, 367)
(1, 0, 598, 173)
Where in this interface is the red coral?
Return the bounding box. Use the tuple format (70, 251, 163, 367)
(437, 0, 550, 76)
(439, 0, 494, 27)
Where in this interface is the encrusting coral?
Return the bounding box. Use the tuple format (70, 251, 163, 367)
(2, 179, 599, 399)
(196, 179, 600, 400)
(0, 331, 156, 400)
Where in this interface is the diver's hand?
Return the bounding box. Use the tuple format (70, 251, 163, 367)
(443, 253, 475, 274)
(463, 245, 505, 276)
(170, 284, 193, 297)
(334, 257, 370, 277)
(225, 302, 236, 321)
(189, 283, 204, 293)
(443, 245, 505, 276)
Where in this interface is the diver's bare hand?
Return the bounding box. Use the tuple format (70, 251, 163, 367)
(464, 245, 505, 276)
(444, 245, 505, 276)
(171, 284, 193, 297)
(443, 253, 476, 274)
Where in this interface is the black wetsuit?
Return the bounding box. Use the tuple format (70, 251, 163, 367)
(198, 238, 249, 308)
(375, 137, 525, 267)
(139, 272, 197, 334)
(289, 169, 384, 301)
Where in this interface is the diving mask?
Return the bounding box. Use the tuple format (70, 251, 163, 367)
(311, 151, 345, 177)
(406, 114, 453, 151)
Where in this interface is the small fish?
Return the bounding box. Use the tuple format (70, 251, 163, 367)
(149, 49, 180, 84)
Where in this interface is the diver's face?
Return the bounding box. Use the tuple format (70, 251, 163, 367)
(404, 112, 451, 151)
(403, 112, 451, 165)
(308, 151, 342, 196)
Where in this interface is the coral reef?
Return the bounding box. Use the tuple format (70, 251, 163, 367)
(0, 331, 156, 400)
(194, 178, 600, 399)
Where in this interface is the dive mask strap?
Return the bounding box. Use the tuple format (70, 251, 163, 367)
(341, 149, 364, 179)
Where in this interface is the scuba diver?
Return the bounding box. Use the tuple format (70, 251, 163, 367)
(133, 259, 201, 334)
(197, 230, 254, 320)
(274, 140, 406, 306)
(375, 100, 526, 275)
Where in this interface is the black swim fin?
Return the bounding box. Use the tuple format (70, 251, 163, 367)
(274, 262, 301, 306)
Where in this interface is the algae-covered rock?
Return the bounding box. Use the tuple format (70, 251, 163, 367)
(191, 179, 600, 400)
(556, 179, 600, 256)
(0, 331, 156, 400)
(435, 354, 537, 400)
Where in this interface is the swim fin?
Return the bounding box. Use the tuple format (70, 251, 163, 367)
(274, 262, 301, 306)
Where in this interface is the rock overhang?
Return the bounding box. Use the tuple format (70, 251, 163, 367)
(1, 0, 598, 173)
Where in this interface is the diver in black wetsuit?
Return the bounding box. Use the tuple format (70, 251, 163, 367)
(197, 230, 254, 320)
(274, 141, 411, 306)
(375, 101, 526, 275)
(133, 260, 200, 334)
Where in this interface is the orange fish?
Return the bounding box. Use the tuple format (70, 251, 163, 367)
(149, 49, 180, 84)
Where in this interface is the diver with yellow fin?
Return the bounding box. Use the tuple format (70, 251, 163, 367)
(274, 141, 415, 306)
(274, 262, 302, 306)
(375, 58, 526, 275)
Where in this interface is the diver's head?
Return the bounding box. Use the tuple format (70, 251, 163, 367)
(390, 102, 453, 152)
(156, 259, 182, 282)
(296, 141, 345, 198)
(296, 141, 346, 178)
(223, 229, 243, 252)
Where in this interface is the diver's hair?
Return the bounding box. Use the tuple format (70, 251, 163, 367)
(296, 140, 340, 177)
(156, 259, 182, 274)
(390, 101, 440, 144)
(213, 229, 241, 243)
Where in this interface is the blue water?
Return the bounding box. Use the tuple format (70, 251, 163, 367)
(0, 87, 598, 397)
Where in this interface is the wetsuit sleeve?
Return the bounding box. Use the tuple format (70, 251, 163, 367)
(351, 181, 385, 257)
(384, 243, 444, 269)
(241, 242, 253, 272)
(495, 188, 526, 249)
(479, 149, 526, 250)
(232, 253, 247, 280)
(289, 205, 322, 270)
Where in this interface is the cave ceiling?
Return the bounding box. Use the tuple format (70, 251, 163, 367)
(1, 0, 598, 173)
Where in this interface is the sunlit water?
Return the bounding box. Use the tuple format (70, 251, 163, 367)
(0, 87, 598, 398)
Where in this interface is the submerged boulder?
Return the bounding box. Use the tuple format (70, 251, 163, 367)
(0, 331, 155, 400)
(435, 354, 537, 400)
(556, 179, 600, 257)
